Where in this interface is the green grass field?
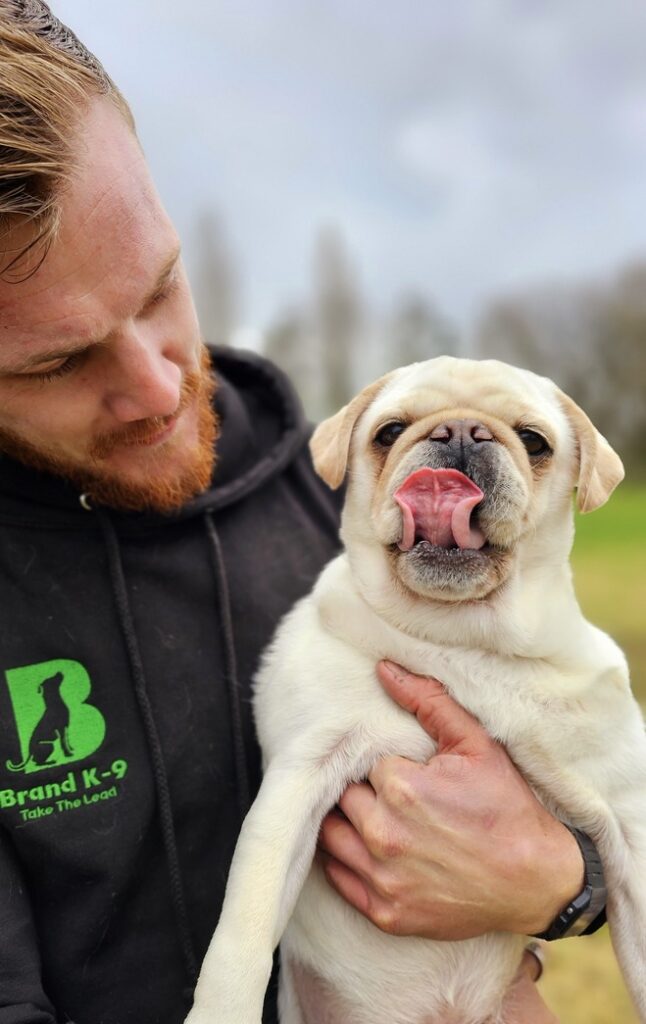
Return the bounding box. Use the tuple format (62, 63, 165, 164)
(538, 484, 645, 1023)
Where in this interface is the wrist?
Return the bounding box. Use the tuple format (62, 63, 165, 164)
(532, 828, 606, 941)
(514, 821, 585, 936)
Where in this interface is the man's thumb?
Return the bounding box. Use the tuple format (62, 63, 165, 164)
(377, 661, 490, 756)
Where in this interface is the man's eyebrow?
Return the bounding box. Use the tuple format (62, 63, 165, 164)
(2, 247, 182, 374)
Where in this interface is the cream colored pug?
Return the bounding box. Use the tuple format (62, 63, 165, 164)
(185, 357, 646, 1024)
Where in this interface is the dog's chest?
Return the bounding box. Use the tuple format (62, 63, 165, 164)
(287, 958, 474, 1024)
(286, 959, 355, 1024)
(281, 863, 523, 1024)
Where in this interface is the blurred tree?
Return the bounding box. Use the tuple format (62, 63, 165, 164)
(192, 210, 238, 347)
(588, 264, 646, 471)
(386, 294, 458, 368)
(262, 229, 458, 420)
(476, 264, 646, 473)
(313, 227, 364, 415)
(264, 306, 320, 416)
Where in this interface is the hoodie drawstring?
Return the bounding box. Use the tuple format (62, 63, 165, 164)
(203, 513, 251, 821)
(95, 509, 199, 996)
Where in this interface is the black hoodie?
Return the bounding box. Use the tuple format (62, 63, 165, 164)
(0, 347, 342, 1024)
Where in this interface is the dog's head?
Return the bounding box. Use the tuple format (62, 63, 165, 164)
(38, 672, 65, 696)
(311, 357, 623, 604)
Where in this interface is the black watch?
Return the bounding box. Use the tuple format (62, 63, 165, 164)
(533, 827, 606, 941)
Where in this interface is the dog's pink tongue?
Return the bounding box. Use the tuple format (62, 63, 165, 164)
(394, 468, 486, 551)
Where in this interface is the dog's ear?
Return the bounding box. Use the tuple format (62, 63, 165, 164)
(558, 392, 624, 513)
(310, 375, 390, 489)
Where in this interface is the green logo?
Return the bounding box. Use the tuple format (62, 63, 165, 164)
(4, 659, 106, 774)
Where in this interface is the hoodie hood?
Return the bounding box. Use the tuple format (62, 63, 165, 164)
(0, 346, 310, 531)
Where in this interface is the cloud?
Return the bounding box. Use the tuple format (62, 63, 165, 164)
(52, 0, 646, 334)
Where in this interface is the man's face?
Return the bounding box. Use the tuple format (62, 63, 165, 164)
(0, 98, 217, 512)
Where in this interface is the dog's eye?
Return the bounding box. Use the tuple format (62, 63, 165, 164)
(374, 422, 407, 448)
(517, 429, 551, 458)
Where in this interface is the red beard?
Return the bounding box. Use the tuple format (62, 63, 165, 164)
(0, 346, 219, 513)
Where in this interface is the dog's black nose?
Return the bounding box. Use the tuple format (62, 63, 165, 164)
(429, 419, 494, 445)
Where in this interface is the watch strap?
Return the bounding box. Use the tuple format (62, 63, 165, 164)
(533, 827, 606, 941)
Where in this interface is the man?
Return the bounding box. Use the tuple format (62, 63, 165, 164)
(0, 3, 600, 1022)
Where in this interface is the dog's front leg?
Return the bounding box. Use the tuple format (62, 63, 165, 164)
(185, 735, 360, 1024)
(601, 800, 646, 1022)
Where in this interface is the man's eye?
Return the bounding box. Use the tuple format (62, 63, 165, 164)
(374, 422, 407, 448)
(145, 275, 179, 312)
(517, 428, 552, 458)
(24, 353, 84, 383)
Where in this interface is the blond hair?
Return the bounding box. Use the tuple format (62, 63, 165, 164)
(0, 0, 134, 278)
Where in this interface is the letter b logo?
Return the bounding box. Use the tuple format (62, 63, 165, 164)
(5, 659, 106, 774)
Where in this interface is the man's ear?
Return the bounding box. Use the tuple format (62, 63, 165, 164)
(310, 374, 391, 489)
(558, 392, 624, 513)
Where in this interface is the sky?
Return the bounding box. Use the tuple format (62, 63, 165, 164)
(54, 0, 646, 342)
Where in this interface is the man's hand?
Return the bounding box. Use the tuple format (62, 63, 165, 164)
(318, 661, 584, 940)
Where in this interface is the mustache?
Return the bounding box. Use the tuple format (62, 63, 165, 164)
(89, 365, 205, 460)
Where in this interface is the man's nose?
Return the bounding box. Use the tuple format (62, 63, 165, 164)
(102, 330, 183, 422)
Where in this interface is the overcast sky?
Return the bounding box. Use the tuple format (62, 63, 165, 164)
(54, 0, 646, 340)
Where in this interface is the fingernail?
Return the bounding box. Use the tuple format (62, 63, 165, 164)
(381, 660, 409, 683)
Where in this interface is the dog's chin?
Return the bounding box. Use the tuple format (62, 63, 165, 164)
(392, 541, 513, 603)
